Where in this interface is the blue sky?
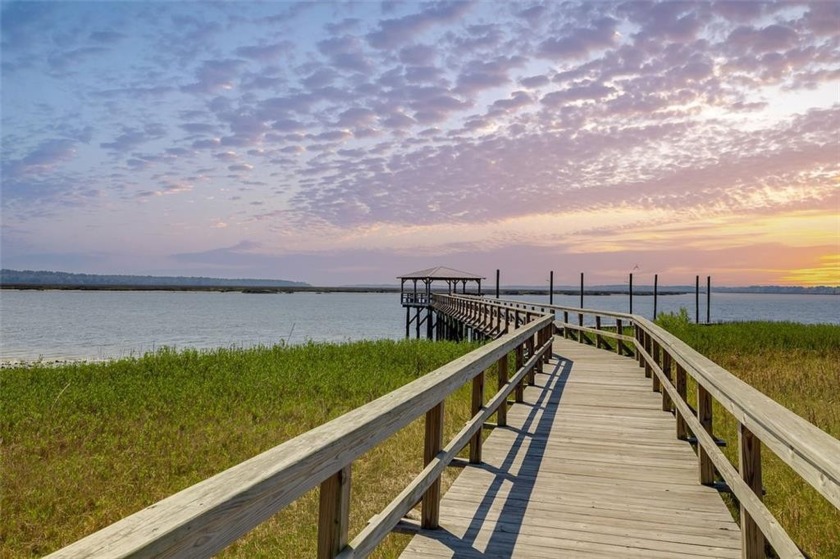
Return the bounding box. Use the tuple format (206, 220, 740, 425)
(2, 1, 838, 286)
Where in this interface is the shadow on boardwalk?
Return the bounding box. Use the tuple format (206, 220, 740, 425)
(417, 355, 571, 557)
(401, 340, 742, 558)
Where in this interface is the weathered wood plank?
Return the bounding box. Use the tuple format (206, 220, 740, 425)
(400, 339, 742, 559)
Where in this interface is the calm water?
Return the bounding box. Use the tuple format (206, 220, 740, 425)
(1, 290, 837, 361)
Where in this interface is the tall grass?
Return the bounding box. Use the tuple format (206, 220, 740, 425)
(1, 339, 484, 557)
(656, 310, 840, 558)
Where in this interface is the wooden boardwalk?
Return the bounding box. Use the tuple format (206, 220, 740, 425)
(400, 338, 742, 558)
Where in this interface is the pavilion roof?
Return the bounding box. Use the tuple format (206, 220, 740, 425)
(397, 266, 484, 281)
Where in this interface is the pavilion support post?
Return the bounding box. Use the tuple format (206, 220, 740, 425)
(426, 307, 433, 340)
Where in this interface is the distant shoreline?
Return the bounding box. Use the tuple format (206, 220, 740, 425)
(2, 284, 836, 295)
(0, 283, 688, 296)
(2, 270, 835, 295)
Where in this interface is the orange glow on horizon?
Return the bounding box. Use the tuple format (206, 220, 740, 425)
(783, 254, 840, 287)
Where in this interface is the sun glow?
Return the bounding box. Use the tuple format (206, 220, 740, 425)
(783, 254, 840, 287)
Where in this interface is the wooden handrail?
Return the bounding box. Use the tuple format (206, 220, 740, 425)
(636, 316, 840, 503)
(46, 301, 554, 559)
(480, 295, 839, 557)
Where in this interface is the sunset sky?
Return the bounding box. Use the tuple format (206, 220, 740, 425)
(2, 1, 838, 286)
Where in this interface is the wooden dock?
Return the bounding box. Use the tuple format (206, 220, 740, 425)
(400, 338, 742, 558)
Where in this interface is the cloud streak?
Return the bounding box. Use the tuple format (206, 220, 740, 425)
(1, 1, 838, 285)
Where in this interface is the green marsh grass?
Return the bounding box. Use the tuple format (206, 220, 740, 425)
(656, 310, 840, 558)
(1, 339, 489, 558)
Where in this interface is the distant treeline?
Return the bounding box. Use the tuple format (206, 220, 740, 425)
(713, 285, 839, 295)
(0, 269, 309, 288)
(513, 284, 839, 295)
(542, 284, 840, 295)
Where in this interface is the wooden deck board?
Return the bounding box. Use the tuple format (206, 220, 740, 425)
(399, 338, 741, 558)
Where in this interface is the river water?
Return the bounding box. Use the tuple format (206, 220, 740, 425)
(1, 290, 837, 362)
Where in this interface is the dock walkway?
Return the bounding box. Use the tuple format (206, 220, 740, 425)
(400, 338, 742, 558)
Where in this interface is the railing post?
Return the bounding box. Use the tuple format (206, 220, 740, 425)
(675, 362, 688, 439)
(636, 326, 643, 366)
(543, 323, 551, 364)
(652, 340, 661, 392)
(661, 351, 673, 412)
(514, 343, 525, 403)
(317, 465, 351, 559)
(577, 313, 584, 344)
(526, 335, 536, 386)
(469, 370, 485, 464)
(698, 385, 715, 485)
(739, 423, 765, 558)
(595, 316, 604, 349)
(615, 319, 623, 355)
(563, 311, 569, 339)
(504, 308, 510, 333)
(422, 401, 444, 529)
(497, 354, 508, 427)
(643, 332, 652, 378)
(426, 307, 433, 340)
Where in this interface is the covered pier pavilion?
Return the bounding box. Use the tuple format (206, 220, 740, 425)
(398, 266, 484, 339)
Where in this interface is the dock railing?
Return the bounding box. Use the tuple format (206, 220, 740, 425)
(46, 305, 555, 559)
(471, 294, 840, 558)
